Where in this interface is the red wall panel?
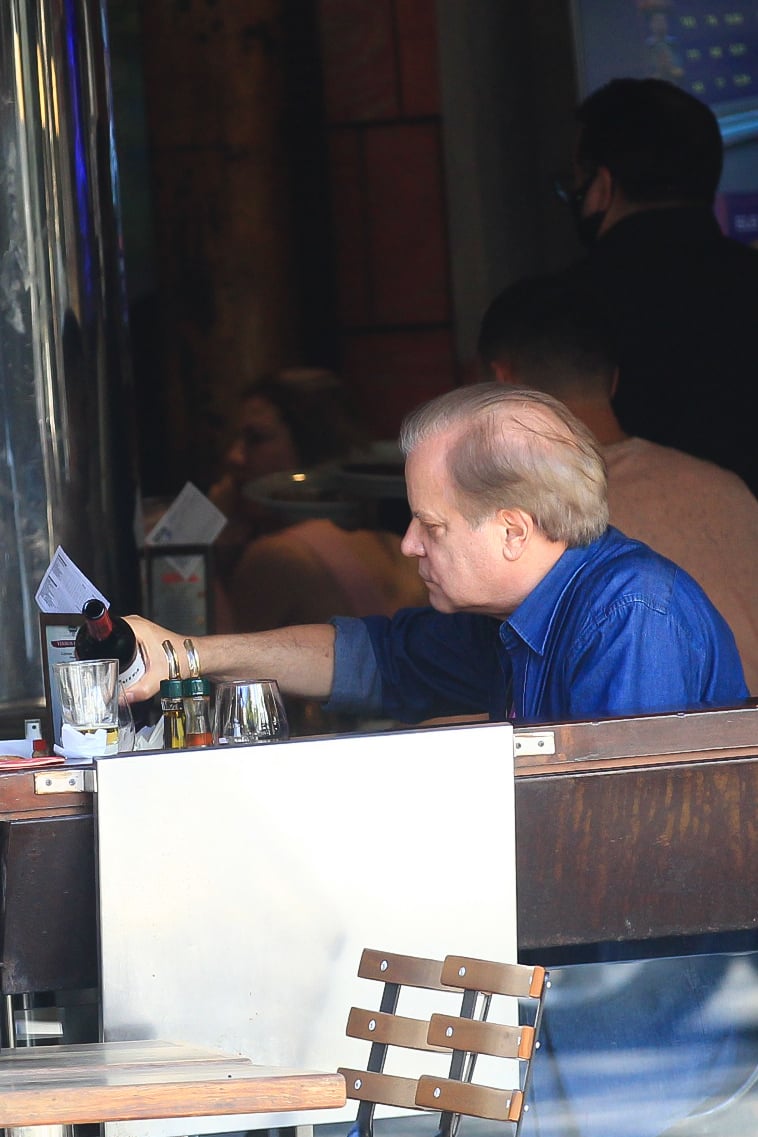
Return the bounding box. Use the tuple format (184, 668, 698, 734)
(342, 328, 458, 438)
(318, 0, 399, 122)
(328, 130, 371, 325)
(319, 0, 458, 438)
(365, 124, 450, 326)
(396, 0, 440, 116)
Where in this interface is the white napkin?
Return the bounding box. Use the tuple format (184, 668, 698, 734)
(55, 723, 113, 760)
(135, 719, 166, 750)
(54, 718, 204, 759)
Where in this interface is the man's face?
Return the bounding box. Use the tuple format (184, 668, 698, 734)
(400, 434, 518, 617)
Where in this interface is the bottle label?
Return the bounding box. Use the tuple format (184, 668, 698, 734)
(120, 649, 147, 688)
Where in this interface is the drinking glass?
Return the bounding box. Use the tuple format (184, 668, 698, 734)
(213, 680, 289, 744)
(53, 658, 119, 755)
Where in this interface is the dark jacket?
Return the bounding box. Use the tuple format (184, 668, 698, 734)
(566, 206, 758, 495)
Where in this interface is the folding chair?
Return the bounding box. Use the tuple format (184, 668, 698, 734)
(339, 948, 548, 1137)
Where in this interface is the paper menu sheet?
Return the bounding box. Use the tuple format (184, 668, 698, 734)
(35, 547, 108, 615)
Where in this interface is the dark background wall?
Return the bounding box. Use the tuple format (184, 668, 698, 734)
(108, 0, 582, 500)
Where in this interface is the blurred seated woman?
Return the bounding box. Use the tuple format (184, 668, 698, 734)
(209, 368, 426, 634)
(209, 368, 367, 542)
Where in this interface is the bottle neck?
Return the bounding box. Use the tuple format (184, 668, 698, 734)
(86, 610, 114, 642)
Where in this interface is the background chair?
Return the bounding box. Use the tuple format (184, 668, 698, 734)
(339, 948, 548, 1137)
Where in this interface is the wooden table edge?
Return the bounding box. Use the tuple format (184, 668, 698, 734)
(0, 1067, 347, 1126)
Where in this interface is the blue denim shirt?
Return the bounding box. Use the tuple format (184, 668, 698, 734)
(326, 527, 748, 725)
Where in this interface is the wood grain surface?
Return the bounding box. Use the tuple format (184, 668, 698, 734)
(0, 1040, 346, 1126)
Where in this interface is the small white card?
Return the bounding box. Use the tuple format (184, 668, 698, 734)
(145, 482, 226, 547)
(145, 481, 227, 586)
(35, 547, 108, 615)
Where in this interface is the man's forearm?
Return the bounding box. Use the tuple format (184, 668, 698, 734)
(195, 625, 336, 696)
(124, 615, 335, 701)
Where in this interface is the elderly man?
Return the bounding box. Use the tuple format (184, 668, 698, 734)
(126, 384, 747, 720)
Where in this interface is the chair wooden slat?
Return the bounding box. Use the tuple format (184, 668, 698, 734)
(427, 1014, 535, 1060)
(416, 1075, 524, 1123)
(358, 949, 449, 990)
(442, 956, 546, 999)
(339, 1068, 422, 1110)
(347, 1008, 450, 1052)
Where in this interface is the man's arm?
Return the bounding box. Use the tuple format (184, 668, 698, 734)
(124, 615, 336, 702)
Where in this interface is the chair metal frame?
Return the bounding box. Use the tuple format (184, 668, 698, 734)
(340, 948, 548, 1137)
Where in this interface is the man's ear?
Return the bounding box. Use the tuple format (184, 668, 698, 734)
(586, 164, 615, 213)
(499, 509, 531, 559)
(491, 360, 519, 387)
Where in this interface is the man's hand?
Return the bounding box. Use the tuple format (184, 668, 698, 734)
(124, 615, 185, 702)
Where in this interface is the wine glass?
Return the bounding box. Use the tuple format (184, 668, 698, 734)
(213, 680, 289, 744)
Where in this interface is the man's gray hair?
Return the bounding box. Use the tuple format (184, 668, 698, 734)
(399, 383, 608, 546)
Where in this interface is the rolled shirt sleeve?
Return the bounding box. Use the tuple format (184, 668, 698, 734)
(325, 608, 507, 723)
(324, 616, 384, 715)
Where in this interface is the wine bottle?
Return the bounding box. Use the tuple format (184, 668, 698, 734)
(75, 598, 146, 687)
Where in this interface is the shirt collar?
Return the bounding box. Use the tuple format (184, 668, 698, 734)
(503, 530, 611, 654)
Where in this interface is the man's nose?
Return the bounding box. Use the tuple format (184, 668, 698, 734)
(400, 521, 424, 558)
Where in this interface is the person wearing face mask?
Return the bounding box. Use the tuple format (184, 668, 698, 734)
(557, 77, 758, 496)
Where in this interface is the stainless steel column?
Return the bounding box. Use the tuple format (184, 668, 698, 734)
(0, 0, 139, 711)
